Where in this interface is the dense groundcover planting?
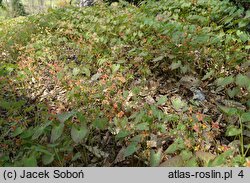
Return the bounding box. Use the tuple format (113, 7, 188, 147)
(0, 0, 249, 167)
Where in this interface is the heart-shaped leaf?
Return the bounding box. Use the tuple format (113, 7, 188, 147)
(72, 67, 80, 76)
(111, 64, 120, 74)
(226, 125, 241, 136)
(227, 87, 240, 98)
(156, 95, 167, 106)
(202, 70, 214, 80)
(32, 126, 46, 140)
(150, 149, 162, 167)
(115, 130, 130, 140)
(124, 142, 138, 157)
(209, 150, 233, 167)
(57, 111, 76, 123)
(20, 127, 34, 139)
(12, 126, 25, 137)
(50, 122, 64, 143)
(216, 76, 234, 87)
(236, 74, 250, 87)
(171, 97, 187, 111)
(180, 150, 193, 161)
(135, 122, 149, 131)
(71, 124, 88, 144)
(93, 118, 108, 130)
(186, 157, 198, 167)
(169, 60, 182, 70)
(165, 139, 185, 154)
(82, 67, 90, 77)
(42, 153, 54, 165)
(241, 112, 250, 123)
(23, 156, 37, 167)
(218, 105, 238, 116)
(72, 152, 82, 161)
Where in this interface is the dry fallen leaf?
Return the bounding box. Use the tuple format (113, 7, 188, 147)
(117, 111, 125, 118)
(117, 76, 126, 83)
(114, 147, 126, 164)
(196, 112, 204, 122)
(195, 151, 216, 162)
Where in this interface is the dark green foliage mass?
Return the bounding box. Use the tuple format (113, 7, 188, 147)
(230, 0, 250, 9)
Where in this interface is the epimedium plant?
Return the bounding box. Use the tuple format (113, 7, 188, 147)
(0, 0, 249, 166)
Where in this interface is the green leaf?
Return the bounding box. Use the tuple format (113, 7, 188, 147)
(97, 58, 108, 65)
(130, 135, 142, 143)
(42, 153, 54, 165)
(32, 145, 51, 155)
(82, 67, 90, 77)
(50, 122, 64, 143)
(93, 118, 109, 130)
(12, 126, 25, 137)
(72, 67, 80, 76)
(171, 97, 187, 111)
(23, 156, 37, 167)
(216, 76, 234, 87)
(0, 100, 11, 110)
(31, 121, 52, 140)
(111, 64, 120, 74)
(76, 112, 86, 124)
(244, 144, 250, 149)
(71, 123, 88, 144)
(150, 149, 162, 167)
(236, 30, 249, 43)
(156, 95, 167, 106)
(185, 157, 198, 167)
(115, 130, 130, 140)
(241, 112, 250, 123)
(20, 127, 34, 139)
(165, 139, 185, 154)
(202, 70, 214, 80)
(152, 55, 164, 62)
(135, 123, 149, 131)
(226, 125, 241, 136)
(57, 111, 76, 123)
(72, 152, 82, 161)
(180, 150, 193, 161)
(247, 100, 250, 108)
(218, 105, 238, 116)
(124, 142, 138, 157)
(227, 87, 240, 98)
(32, 126, 46, 140)
(209, 150, 233, 167)
(187, 15, 208, 25)
(236, 74, 250, 88)
(180, 65, 189, 74)
(169, 61, 181, 70)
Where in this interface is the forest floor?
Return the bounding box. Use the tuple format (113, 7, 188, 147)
(0, 1, 250, 167)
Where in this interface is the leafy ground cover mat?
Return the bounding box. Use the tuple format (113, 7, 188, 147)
(0, 0, 249, 166)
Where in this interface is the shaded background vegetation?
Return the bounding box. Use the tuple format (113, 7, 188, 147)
(1, 0, 250, 18)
